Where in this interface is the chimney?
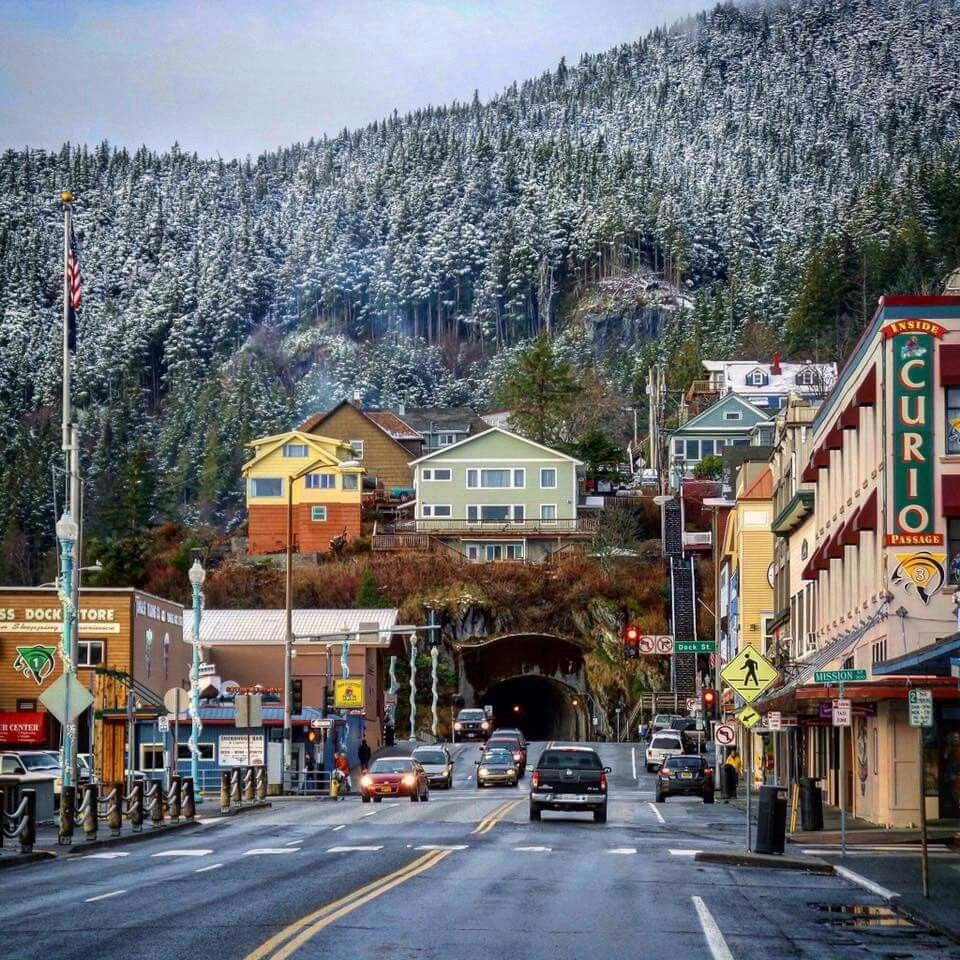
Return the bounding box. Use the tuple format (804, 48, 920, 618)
(398, 397, 406, 416)
(771, 351, 782, 376)
(353, 389, 361, 407)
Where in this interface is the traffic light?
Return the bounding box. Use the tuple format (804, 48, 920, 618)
(291, 678, 303, 716)
(323, 685, 334, 713)
(701, 688, 718, 721)
(623, 624, 640, 660)
(307, 729, 317, 743)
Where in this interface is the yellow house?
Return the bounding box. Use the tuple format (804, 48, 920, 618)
(242, 430, 365, 555)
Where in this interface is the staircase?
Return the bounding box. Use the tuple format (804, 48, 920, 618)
(670, 556, 698, 693)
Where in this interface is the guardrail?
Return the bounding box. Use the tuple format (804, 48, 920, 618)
(281, 771, 332, 796)
(394, 518, 596, 535)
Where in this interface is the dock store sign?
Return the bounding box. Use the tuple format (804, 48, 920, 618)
(885, 319, 947, 547)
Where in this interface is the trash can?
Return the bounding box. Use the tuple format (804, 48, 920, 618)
(755, 784, 787, 855)
(722, 763, 738, 800)
(798, 776, 824, 831)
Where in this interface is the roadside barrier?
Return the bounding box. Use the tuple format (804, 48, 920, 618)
(59, 785, 76, 845)
(0, 787, 36, 854)
(167, 775, 182, 823)
(182, 778, 196, 820)
(126, 780, 144, 832)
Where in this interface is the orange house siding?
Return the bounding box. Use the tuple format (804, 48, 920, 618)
(247, 503, 362, 555)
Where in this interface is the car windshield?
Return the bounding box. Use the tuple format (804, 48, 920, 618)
(653, 715, 675, 726)
(21, 755, 59, 771)
(413, 751, 447, 765)
(458, 711, 485, 721)
(538, 750, 601, 769)
(651, 737, 682, 750)
(482, 751, 513, 763)
(496, 729, 524, 741)
(369, 759, 413, 774)
(664, 756, 705, 770)
(487, 739, 520, 751)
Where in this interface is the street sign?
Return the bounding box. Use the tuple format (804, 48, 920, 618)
(720, 647, 780, 703)
(686, 697, 698, 712)
(908, 688, 934, 727)
(814, 669, 868, 684)
(334, 678, 364, 709)
(714, 722, 736, 745)
(384, 692, 397, 708)
(736, 705, 762, 729)
(675, 640, 716, 654)
(310, 718, 332, 730)
(157, 716, 170, 734)
(768, 711, 782, 731)
(163, 687, 185, 716)
(832, 698, 852, 727)
(655, 636, 674, 655)
(638, 635, 655, 654)
(39, 674, 94, 723)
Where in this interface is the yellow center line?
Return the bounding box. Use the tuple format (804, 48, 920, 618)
(268, 849, 454, 960)
(242, 850, 442, 960)
(472, 800, 514, 834)
(476, 798, 522, 834)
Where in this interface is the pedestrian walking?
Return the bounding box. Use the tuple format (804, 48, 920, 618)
(335, 751, 352, 793)
(723, 747, 743, 802)
(358, 737, 372, 771)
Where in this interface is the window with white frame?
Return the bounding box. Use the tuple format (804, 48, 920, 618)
(796, 368, 817, 386)
(466, 545, 480, 562)
(349, 440, 364, 459)
(177, 743, 214, 761)
(747, 370, 768, 387)
(483, 543, 524, 561)
(540, 468, 557, 488)
(436, 432, 460, 447)
(540, 504, 557, 521)
(466, 504, 525, 522)
(421, 505, 452, 518)
(140, 743, 165, 771)
(673, 439, 684, 456)
(342, 474, 358, 490)
(305, 473, 336, 490)
(282, 443, 308, 457)
(250, 477, 282, 497)
(422, 468, 452, 481)
(77, 641, 104, 667)
(466, 468, 524, 489)
(724, 411, 742, 421)
(311, 506, 327, 522)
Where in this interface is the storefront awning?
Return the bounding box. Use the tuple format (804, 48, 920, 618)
(839, 402, 859, 430)
(854, 489, 878, 532)
(939, 344, 960, 387)
(854, 365, 877, 407)
(942, 475, 960, 517)
(873, 631, 960, 677)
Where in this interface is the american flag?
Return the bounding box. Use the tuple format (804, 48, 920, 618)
(66, 226, 81, 351)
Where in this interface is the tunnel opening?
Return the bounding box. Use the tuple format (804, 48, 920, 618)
(480, 675, 579, 742)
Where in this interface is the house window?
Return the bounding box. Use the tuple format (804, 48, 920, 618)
(423, 468, 452, 481)
(437, 433, 459, 447)
(674, 439, 684, 456)
(540, 468, 557, 488)
(349, 440, 364, 459)
(796, 368, 817, 386)
(140, 744, 165, 772)
(513, 504, 524, 522)
(467, 469, 478, 488)
(685, 440, 699, 461)
(422, 505, 452, 518)
(342, 474, 358, 490)
(305, 473, 336, 490)
(948, 518, 960, 582)
(540, 504, 557, 521)
(250, 477, 282, 497)
(466, 545, 480, 562)
(724, 411, 742, 421)
(484, 543, 524, 561)
(481, 469, 510, 488)
(176, 743, 214, 762)
(282, 443, 308, 458)
(947, 389, 960, 454)
(311, 506, 328, 522)
(700, 440, 714, 457)
(513, 469, 525, 488)
(747, 370, 768, 386)
(467, 505, 524, 522)
(77, 641, 104, 667)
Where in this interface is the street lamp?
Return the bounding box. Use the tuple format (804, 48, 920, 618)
(56, 510, 79, 791)
(187, 557, 206, 803)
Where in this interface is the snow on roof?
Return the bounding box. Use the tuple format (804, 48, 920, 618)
(366, 411, 421, 440)
(185, 608, 399, 645)
(700, 359, 837, 396)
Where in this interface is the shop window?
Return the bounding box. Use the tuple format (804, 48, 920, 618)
(77, 641, 104, 667)
(140, 744, 165, 772)
(176, 743, 214, 761)
(947, 388, 960, 454)
(948, 517, 960, 583)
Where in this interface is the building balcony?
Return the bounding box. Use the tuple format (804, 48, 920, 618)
(682, 531, 712, 551)
(685, 379, 721, 401)
(395, 517, 596, 537)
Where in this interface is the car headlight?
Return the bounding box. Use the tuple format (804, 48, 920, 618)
(508, 769, 516, 776)
(479, 767, 489, 776)
(454, 722, 462, 731)
(402, 774, 415, 786)
(481, 721, 489, 730)
(360, 774, 373, 788)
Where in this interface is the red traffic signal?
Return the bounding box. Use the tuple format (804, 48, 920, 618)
(702, 688, 718, 719)
(623, 624, 640, 644)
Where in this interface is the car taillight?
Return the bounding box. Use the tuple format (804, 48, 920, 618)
(660, 770, 671, 778)
(532, 771, 540, 789)
(600, 772, 607, 792)
(704, 768, 714, 778)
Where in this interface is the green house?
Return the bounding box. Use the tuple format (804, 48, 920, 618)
(407, 428, 587, 562)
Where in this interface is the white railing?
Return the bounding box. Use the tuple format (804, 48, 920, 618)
(683, 531, 712, 547)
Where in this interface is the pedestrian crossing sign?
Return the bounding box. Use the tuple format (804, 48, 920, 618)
(736, 705, 762, 729)
(720, 646, 780, 703)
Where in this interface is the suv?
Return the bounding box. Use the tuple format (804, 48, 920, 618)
(453, 708, 490, 742)
(645, 731, 685, 772)
(529, 746, 609, 823)
(655, 755, 715, 803)
(0, 750, 61, 793)
(650, 713, 681, 736)
(484, 734, 526, 776)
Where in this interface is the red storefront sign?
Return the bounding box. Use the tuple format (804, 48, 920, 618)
(0, 711, 47, 745)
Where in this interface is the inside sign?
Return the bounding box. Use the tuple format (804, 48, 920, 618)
(768, 711, 782, 731)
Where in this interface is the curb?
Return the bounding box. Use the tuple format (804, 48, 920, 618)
(60, 818, 201, 854)
(0, 850, 57, 870)
(695, 850, 835, 874)
(215, 801, 273, 816)
(832, 864, 901, 901)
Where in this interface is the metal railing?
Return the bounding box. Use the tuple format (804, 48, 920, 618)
(683, 531, 712, 547)
(1, 787, 36, 853)
(394, 518, 596, 535)
(281, 771, 332, 796)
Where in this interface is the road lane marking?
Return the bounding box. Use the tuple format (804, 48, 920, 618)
(284, 840, 302, 846)
(415, 844, 468, 850)
(195, 863, 223, 873)
(670, 849, 699, 856)
(692, 896, 734, 960)
(474, 799, 522, 834)
(244, 848, 301, 856)
(85, 889, 126, 903)
(648, 802, 666, 824)
(631, 746, 637, 780)
(331, 824, 345, 831)
(607, 848, 637, 855)
(362, 811, 378, 817)
(514, 846, 551, 852)
(152, 849, 212, 858)
(471, 800, 514, 834)
(243, 850, 452, 960)
(81, 852, 130, 859)
(326, 845, 383, 853)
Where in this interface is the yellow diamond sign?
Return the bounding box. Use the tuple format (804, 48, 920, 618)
(736, 705, 762, 729)
(720, 646, 780, 703)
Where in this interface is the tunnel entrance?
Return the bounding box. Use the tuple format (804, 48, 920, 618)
(481, 675, 578, 741)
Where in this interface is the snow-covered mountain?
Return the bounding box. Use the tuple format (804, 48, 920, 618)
(2, 0, 959, 571)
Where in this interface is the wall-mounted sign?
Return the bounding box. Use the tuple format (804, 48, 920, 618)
(334, 678, 364, 709)
(886, 320, 946, 546)
(219, 734, 264, 766)
(891, 552, 946, 605)
(13, 644, 58, 685)
(0, 711, 47, 744)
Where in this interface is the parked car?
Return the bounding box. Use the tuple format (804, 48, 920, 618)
(359, 757, 430, 803)
(645, 732, 686, 772)
(453, 708, 490, 741)
(476, 749, 519, 788)
(484, 734, 526, 776)
(529, 746, 609, 823)
(0, 750, 61, 794)
(655, 755, 715, 803)
(411, 745, 455, 789)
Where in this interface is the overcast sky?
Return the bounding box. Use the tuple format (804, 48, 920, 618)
(0, 0, 712, 158)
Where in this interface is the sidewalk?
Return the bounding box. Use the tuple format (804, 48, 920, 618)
(787, 803, 960, 846)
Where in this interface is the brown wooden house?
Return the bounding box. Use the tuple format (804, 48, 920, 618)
(299, 401, 421, 493)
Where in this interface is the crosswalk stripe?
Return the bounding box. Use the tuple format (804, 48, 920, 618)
(607, 848, 637, 855)
(327, 845, 383, 853)
(670, 849, 699, 856)
(514, 846, 551, 852)
(81, 851, 130, 859)
(195, 863, 223, 873)
(152, 849, 212, 858)
(414, 844, 469, 850)
(244, 848, 301, 855)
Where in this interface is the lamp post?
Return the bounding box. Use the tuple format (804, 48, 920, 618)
(56, 510, 79, 790)
(408, 633, 418, 742)
(187, 558, 206, 802)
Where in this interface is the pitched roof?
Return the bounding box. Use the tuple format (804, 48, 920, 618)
(408, 426, 583, 466)
(673, 393, 772, 434)
(740, 468, 773, 500)
(401, 406, 487, 433)
(184, 608, 400, 645)
(241, 431, 349, 474)
(366, 411, 421, 441)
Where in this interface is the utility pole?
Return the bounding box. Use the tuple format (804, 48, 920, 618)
(284, 477, 293, 775)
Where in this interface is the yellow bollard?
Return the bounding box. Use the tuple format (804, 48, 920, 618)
(329, 774, 339, 799)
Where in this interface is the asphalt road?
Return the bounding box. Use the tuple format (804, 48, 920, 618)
(0, 741, 956, 960)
